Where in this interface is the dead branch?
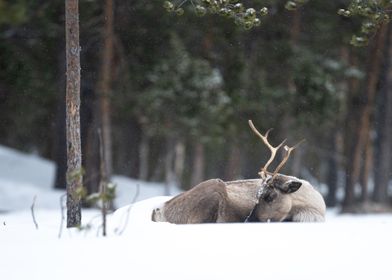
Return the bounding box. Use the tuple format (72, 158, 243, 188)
(98, 128, 108, 237)
(114, 184, 140, 235)
(58, 194, 66, 239)
(30, 195, 39, 230)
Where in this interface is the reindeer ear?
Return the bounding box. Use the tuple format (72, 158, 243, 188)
(279, 180, 302, 194)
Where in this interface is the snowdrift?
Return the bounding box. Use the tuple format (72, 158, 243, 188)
(1, 145, 392, 280)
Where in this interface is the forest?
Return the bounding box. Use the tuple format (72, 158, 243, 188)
(1, 0, 392, 215)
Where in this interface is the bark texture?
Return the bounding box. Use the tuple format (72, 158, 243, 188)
(343, 25, 388, 209)
(190, 142, 205, 187)
(65, 0, 82, 227)
(374, 26, 392, 203)
(97, 0, 114, 179)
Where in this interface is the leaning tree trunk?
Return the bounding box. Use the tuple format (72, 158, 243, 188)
(65, 0, 82, 227)
(97, 0, 114, 179)
(343, 24, 388, 210)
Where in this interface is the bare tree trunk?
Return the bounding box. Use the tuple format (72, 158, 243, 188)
(342, 50, 360, 209)
(289, 9, 301, 43)
(280, 9, 300, 162)
(360, 132, 373, 202)
(291, 148, 303, 178)
(97, 0, 114, 179)
(190, 142, 205, 187)
(225, 141, 242, 180)
(164, 136, 175, 195)
(326, 47, 349, 207)
(98, 129, 108, 236)
(65, 0, 82, 227)
(151, 152, 164, 182)
(174, 139, 186, 187)
(79, 84, 100, 197)
(326, 131, 342, 207)
(138, 132, 149, 181)
(343, 25, 388, 210)
(374, 26, 392, 203)
(326, 153, 338, 207)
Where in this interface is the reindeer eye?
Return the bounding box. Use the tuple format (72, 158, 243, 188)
(264, 195, 273, 203)
(262, 191, 277, 203)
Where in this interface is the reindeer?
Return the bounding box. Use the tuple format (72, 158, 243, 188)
(152, 120, 326, 224)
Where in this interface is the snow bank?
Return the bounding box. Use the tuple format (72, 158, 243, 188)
(113, 176, 180, 208)
(0, 145, 180, 212)
(1, 208, 392, 280)
(1, 144, 392, 280)
(0, 145, 55, 190)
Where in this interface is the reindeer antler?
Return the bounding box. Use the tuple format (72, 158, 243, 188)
(249, 120, 305, 180)
(272, 139, 305, 179)
(248, 120, 286, 179)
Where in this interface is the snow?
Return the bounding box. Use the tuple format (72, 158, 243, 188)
(0, 145, 180, 212)
(1, 145, 392, 280)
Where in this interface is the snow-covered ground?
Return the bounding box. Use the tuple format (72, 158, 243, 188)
(0, 145, 180, 212)
(1, 145, 392, 280)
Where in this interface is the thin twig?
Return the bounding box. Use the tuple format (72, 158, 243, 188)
(177, 0, 188, 9)
(132, 183, 141, 204)
(114, 184, 140, 235)
(30, 195, 39, 230)
(84, 213, 103, 237)
(58, 194, 66, 239)
(96, 224, 103, 237)
(98, 128, 108, 237)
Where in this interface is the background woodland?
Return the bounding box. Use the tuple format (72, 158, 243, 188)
(1, 0, 392, 212)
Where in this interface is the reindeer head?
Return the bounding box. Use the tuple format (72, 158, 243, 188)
(248, 120, 304, 222)
(253, 174, 302, 221)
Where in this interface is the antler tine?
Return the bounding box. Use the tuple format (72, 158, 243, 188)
(272, 139, 305, 178)
(248, 120, 286, 178)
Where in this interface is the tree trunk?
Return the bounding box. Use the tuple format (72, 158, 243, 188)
(98, 129, 108, 236)
(343, 25, 388, 210)
(225, 141, 242, 181)
(97, 0, 114, 179)
(65, 0, 82, 227)
(326, 132, 341, 207)
(326, 154, 338, 207)
(84, 110, 100, 195)
(342, 52, 359, 210)
(360, 132, 373, 202)
(289, 9, 301, 44)
(190, 142, 205, 187)
(174, 138, 186, 187)
(374, 26, 392, 203)
(164, 135, 175, 195)
(280, 9, 301, 164)
(138, 132, 149, 181)
(291, 147, 303, 178)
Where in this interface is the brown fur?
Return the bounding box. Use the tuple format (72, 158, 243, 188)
(152, 175, 326, 224)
